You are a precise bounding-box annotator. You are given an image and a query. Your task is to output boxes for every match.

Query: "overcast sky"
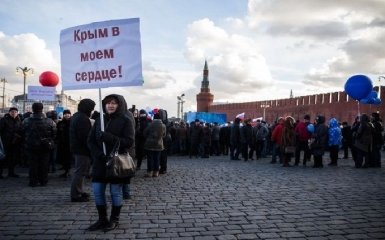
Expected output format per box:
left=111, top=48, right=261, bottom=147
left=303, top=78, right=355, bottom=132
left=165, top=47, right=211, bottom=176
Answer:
left=0, top=0, right=384, bottom=116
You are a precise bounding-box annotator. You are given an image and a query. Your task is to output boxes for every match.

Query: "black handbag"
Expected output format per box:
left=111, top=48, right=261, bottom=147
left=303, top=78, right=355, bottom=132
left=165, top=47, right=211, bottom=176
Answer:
left=106, top=140, right=136, bottom=178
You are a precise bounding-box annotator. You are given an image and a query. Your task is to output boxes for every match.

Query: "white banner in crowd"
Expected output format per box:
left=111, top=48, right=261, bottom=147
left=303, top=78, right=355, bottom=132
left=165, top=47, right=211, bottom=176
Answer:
left=28, top=86, right=56, bottom=101
left=60, top=18, right=143, bottom=90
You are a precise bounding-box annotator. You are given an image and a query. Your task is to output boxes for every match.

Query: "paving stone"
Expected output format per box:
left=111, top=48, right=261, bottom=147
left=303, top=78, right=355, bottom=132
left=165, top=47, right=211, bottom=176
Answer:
left=0, top=155, right=384, bottom=239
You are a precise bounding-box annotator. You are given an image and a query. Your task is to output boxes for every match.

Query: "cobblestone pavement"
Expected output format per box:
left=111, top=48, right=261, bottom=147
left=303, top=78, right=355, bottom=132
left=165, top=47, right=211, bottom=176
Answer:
left=1, top=154, right=385, bottom=240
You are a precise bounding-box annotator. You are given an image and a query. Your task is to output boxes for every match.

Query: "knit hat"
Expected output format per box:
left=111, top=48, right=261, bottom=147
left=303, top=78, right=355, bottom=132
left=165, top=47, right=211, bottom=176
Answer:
left=139, top=109, right=147, bottom=118
left=32, top=102, right=43, bottom=113
left=9, top=107, right=18, bottom=112
left=63, top=109, right=71, bottom=115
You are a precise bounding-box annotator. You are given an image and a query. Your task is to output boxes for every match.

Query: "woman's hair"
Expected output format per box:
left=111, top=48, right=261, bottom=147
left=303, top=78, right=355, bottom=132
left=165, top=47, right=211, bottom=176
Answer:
left=103, top=95, right=119, bottom=104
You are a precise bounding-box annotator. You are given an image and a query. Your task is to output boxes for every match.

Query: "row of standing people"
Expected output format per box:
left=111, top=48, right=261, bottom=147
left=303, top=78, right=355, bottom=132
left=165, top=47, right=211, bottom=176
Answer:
left=155, top=112, right=383, bottom=169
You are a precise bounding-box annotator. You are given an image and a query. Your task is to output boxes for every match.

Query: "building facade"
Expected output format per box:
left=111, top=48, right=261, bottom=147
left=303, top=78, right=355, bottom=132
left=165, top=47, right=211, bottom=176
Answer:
left=197, top=61, right=385, bottom=123
left=12, top=92, right=78, bottom=115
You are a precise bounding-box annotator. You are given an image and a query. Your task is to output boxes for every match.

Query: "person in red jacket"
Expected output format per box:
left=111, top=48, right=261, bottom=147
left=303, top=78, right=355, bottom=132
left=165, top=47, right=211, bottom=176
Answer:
left=294, top=114, right=312, bottom=166
left=270, top=117, right=284, bottom=163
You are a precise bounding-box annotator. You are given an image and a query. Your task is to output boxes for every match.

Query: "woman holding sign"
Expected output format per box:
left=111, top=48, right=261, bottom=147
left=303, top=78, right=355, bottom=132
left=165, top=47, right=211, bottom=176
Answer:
left=87, top=94, right=135, bottom=231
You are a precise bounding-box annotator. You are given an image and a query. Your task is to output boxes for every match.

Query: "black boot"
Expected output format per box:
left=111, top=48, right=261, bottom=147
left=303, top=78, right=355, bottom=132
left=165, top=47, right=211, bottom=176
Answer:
left=87, top=205, right=109, bottom=231
left=104, top=206, right=121, bottom=232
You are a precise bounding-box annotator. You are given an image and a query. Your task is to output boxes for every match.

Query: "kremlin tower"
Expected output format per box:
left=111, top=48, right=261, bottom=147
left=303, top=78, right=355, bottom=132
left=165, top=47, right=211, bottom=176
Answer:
left=196, top=60, right=214, bottom=112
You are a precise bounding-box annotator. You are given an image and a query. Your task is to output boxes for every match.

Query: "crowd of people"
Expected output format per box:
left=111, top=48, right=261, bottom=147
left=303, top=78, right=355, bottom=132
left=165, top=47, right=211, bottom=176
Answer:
left=0, top=97, right=383, bottom=231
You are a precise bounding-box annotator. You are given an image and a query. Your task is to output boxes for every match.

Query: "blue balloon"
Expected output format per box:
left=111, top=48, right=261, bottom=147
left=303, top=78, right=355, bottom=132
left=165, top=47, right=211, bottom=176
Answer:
left=367, top=90, right=378, bottom=99
left=344, top=75, right=373, bottom=100
left=307, top=123, right=315, bottom=133
left=373, top=98, right=382, bottom=105
left=360, top=91, right=380, bottom=105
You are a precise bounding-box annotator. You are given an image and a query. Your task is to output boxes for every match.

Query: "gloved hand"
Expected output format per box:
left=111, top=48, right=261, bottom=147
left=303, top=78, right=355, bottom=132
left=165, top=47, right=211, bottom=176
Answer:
left=100, top=131, right=117, bottom=144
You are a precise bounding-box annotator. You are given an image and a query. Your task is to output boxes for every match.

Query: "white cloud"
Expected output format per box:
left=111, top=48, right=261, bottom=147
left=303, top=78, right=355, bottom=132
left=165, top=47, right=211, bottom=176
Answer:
left=185, top=18, right=273, bottom=102
left=245, top=0, right=385, bottom=91
left=0, top=32, right=59, bottom=97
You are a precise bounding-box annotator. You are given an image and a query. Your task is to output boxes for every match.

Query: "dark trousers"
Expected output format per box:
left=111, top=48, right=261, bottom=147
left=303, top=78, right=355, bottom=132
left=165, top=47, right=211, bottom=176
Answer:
left=189, top=141, right=200, bottom=158
left=295, top=141, right=311, bottom=165
left=28, top=151, right=50, bottom=185
left=0, top=145, right=19, bottom=176
left=147, top=150, right=161, bottom=172
left=329, top=145, right=339, bottom=165
left=313, top=155, right=323, bottom=168
left=220, top=142, right=229, bottom=155
left=160, top=149, right=168, bottom=173
left=271, top=143, right=282, bottom=163
left=241, top=143, right=253, bottom=160
left=355, top=149, right=370, bottom=168
left=255, top=140, right=264, bottom=159
left=342, top=141, right=351, bottom=158
left=136, top=143, right=145, bottom=169
left=230, top=143, right=240, bottom=160
left=370, top=145, right=381, bottom=167
left=211, top=140, right=220, bottom=156
left=71, top=154, right=91, bottom=198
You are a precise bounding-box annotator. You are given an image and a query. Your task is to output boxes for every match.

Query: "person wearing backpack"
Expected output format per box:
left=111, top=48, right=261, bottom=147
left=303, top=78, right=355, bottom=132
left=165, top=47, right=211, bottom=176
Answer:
left=22, top=102, right=56, bottom=187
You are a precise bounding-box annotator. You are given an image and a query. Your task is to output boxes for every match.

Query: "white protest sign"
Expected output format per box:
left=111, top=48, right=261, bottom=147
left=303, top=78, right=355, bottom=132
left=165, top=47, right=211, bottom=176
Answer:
left=60, top=18, right=143, bottom=90
left=28, top=86, right=56, bottom=101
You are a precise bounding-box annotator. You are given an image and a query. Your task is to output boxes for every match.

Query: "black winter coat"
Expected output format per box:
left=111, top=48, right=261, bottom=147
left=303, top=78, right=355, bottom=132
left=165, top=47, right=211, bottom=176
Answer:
left=70, top=99, right=95, bottom=156
left=22, top=113, right=56, bottom=153
left=0, top=114, right=22, bottom=148
left=87, top=94, right=135, bottom=184
left=230, top=123, right=241, bottom=146
left=56, top=118, right=71, bottom=167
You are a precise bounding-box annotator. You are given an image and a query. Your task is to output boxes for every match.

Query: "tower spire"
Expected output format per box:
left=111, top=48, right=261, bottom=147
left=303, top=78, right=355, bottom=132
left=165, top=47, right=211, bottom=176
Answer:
left=201, top=59, right=210, bottom=92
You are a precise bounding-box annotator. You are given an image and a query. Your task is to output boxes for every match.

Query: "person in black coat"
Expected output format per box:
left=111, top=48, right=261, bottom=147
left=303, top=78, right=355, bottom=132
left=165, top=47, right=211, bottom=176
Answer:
left=56, top=110, right=72, bottom=178
left=219, top=123, right=231, bottom=155
left=370, top=112, right=384, bottom=168
left=87, top=94, right=135, bottom=232
left=240, top=119, right=253, bottom=161
left=70, top=99, right=96, bottom=202
left=0, top=107, right=23, bottom=178
left=230, top=118, right=242, bottom=160
left=135, top=109, right=150, bottom=170
left=22, top=103, right=56, bottom=187
left=311, top=116, right=328, bottom=168
left=189, top=119, right=203, bottom=158
left=341, top=122, right=352, bottom=159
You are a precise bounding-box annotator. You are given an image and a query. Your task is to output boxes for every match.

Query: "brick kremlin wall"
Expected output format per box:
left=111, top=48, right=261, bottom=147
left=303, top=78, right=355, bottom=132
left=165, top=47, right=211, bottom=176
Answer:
left=208, top=86, right=385, bottom=124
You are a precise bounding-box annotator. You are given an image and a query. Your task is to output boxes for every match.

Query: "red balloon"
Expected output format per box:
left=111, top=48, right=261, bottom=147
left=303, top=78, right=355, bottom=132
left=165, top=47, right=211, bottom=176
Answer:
left=39, top=71, right=59, bottom=87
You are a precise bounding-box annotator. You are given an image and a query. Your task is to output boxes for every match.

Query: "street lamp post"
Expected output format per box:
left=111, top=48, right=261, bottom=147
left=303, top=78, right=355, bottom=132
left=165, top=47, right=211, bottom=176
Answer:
left=16, top=66, right=34, bottom=113
left=177, top=93, right=185, bottom=120
left=260, top=102, right=270, bottom=121
left=0, top=78, right=7, bottom=110
left=378, top=76, right=385, bottom=99
left=177, top=98, right=181, bottom=119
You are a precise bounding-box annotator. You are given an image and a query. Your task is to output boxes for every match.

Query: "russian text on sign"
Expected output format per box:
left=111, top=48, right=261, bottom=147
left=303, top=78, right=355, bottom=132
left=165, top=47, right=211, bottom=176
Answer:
left=80, top=49, right=114, bottom=62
